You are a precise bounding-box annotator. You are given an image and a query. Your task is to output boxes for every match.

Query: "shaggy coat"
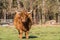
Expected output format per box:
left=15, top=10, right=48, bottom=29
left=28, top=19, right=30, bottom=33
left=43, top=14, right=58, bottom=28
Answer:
left=14, top=11, right=32, bottom=39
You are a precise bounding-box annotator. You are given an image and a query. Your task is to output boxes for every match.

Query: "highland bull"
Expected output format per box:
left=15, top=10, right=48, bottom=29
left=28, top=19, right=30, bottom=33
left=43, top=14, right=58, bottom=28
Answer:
left=13, top=10, right=32, bottom=39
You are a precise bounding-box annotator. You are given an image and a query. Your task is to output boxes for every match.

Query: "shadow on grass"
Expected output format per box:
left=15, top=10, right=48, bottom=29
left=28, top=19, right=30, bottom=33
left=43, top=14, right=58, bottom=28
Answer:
left=23, top=36, right=38, bottom=39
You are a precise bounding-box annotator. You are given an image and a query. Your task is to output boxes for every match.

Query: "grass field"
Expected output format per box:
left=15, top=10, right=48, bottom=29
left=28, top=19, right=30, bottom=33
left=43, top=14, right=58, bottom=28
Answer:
left=0, top=25, right=60, bottom=40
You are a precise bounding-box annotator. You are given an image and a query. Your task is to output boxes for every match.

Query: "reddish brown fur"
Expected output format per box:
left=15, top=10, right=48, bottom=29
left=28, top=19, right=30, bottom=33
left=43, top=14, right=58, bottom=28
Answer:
left=13, top=10, right=32, bottom=39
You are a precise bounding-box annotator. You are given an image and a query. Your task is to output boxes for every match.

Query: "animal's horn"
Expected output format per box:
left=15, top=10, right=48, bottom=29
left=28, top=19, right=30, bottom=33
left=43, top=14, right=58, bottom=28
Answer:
left=28, top=10, right=32, bottom=13
left=15, top=11, right=21, bottom=14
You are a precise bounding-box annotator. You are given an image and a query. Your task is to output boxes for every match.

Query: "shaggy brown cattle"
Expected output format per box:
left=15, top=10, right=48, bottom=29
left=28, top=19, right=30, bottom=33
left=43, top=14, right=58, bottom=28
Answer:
left=13, top=10, right=32, bottom=39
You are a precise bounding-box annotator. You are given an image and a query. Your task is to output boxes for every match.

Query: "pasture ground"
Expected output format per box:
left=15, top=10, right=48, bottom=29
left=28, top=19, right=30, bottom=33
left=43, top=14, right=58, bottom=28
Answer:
left=0, top=25, right=60, bottom=40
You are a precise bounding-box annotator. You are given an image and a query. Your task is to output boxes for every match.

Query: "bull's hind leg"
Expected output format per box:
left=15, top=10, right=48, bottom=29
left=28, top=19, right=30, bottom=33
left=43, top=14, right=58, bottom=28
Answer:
left=18, top=30, right=20, bottom=34
left=19, top=30, right=23, bottom=39
left=25, top=31, right=29, bottom=39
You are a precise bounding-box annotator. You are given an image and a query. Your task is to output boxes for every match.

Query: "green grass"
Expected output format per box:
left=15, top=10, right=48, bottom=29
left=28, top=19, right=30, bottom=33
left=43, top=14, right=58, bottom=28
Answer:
left=0, top=26, right=60, bottom=40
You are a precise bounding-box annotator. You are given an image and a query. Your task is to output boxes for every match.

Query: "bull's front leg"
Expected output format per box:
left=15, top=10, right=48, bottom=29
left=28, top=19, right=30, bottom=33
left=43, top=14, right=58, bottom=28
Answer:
left=19, top=30, right=23, bottom=39
left=25, top=31, right=29, bottom=39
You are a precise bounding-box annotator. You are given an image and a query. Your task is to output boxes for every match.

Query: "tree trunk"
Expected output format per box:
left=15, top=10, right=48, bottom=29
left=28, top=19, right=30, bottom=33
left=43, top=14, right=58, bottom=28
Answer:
left=3, top=9, right=6, bottom=22
left=56, top=13, right=58, bottom=23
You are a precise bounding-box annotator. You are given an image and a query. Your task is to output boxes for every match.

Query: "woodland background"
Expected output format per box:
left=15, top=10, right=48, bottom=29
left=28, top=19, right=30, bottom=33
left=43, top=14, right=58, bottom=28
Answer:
left=0, top=0, right=60, bottom=25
